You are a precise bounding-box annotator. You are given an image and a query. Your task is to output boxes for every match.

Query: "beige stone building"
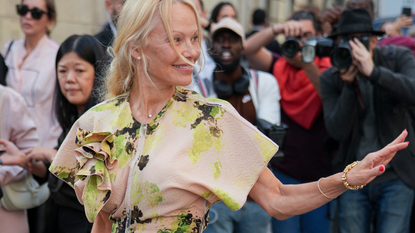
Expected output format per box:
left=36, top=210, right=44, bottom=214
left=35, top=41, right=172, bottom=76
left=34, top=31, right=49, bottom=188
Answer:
left=0, top=0, right=108, bottom=47
left=1, top=0, right=378, bottom=48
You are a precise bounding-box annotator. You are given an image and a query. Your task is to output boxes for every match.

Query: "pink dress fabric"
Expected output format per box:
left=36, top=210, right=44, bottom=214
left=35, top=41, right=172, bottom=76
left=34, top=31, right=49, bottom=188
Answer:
left=0, top=85, right=39, bottom=233
left=1, top=35, right=61, bottom=148
left=50, top=87, right=278, bottom=232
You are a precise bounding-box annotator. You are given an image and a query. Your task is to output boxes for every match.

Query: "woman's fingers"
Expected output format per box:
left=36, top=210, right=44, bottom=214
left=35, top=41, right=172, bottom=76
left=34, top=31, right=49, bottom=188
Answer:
left=369, top=141, right=409, bottom=165
left=25, top=148, right=33, bottom=155
left=366, top=165, right=386, bottom=179
left=0, top=139, right=8, bottom=148
left=371, top=165, right=385, bottom=177
left=284, top=21, right=302, bottom=38
left=386, top=129, right=408, bottom=146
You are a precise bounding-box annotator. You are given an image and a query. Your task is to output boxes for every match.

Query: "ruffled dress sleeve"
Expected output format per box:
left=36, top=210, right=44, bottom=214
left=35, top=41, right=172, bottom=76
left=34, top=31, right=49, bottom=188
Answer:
left=50, top=116, right=117, bottom=222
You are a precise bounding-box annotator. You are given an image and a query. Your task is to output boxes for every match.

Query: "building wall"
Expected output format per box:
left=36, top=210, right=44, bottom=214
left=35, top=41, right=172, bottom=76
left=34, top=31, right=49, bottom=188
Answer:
left=0, top=0, right=107, bottom=48
left=1, top=0, right=336, bottom=49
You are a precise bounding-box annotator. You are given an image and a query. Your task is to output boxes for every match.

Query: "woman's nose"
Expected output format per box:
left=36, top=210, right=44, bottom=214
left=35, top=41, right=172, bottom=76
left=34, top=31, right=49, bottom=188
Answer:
left=183, top=41, right=200, bottom=61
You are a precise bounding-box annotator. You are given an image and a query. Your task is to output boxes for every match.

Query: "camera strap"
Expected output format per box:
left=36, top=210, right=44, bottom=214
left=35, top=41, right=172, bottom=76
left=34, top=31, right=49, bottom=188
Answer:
left=198, top=69, right=259, bottom=98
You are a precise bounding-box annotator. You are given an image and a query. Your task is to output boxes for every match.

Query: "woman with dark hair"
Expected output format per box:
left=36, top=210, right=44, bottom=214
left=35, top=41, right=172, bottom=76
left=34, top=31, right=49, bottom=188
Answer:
left=1, top=34, right=105, bottom=233
left=200, top=1, right=236, bottom=33
left=210, top=2, right=236, bottom=23
left=30, top=34, right=104, bottom=233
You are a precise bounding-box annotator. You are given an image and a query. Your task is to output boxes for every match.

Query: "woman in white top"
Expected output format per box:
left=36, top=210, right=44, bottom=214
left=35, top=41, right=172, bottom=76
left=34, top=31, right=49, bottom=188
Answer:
left=1, top=0, right=61, bottom=148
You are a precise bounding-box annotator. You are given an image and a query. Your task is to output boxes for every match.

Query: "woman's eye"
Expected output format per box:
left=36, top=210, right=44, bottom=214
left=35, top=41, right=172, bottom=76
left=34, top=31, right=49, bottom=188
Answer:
left=174, top=37, right=181, bottom=43
left=76, top=69, right=84, bottom=73
left=58, top=70, right=66, bottom=75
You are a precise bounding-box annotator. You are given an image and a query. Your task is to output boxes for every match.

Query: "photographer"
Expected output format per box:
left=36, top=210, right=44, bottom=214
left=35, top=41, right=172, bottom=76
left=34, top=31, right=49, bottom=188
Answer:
left=244, top=8, right=334, bottom=233
left=320, top=9, right=415, bottom=233
left=321, top=0, right=374, bottom=36
left=191, top=17, right=281, bottom=233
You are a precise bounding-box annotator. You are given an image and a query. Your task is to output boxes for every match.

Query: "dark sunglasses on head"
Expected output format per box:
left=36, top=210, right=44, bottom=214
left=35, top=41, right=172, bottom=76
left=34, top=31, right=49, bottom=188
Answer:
left=16, top=4, right=47, bottom=20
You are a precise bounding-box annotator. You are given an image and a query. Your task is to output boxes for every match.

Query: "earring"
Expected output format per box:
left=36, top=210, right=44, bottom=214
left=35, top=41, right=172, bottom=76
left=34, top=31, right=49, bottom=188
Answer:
left=137, top=56, right=141, bottom=60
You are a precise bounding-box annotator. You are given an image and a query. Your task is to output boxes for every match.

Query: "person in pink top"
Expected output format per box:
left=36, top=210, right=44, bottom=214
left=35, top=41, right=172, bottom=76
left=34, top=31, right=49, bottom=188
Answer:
left=0, top=85, right=39, bottom=233
left=1, top=0, right=61, bottom=149
left=378, top=15, right=415, bottom=57
left=1, top=1, right=60, bottom=232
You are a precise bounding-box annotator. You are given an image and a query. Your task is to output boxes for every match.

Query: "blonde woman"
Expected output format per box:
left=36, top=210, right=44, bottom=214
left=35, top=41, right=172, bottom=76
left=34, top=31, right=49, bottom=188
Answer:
left=50, top=0, right=409, bottom=232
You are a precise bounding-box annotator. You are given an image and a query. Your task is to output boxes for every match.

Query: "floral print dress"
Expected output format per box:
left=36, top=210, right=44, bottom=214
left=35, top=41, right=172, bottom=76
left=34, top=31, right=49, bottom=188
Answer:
left=50, top=87, right=278, bottom=233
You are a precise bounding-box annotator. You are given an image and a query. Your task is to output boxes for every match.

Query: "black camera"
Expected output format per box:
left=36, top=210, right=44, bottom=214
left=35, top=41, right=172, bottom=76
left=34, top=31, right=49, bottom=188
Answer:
left=301, top=37, right=333, bottom=63
left=300, top=35, right=371, bottom=70
left=282, top=37, right=333, bottom=63
left=330, top=35, right=370, bottom=70
left=281, top=37, right=301, bottom=58
left=256, top=119, right=288, bottom=162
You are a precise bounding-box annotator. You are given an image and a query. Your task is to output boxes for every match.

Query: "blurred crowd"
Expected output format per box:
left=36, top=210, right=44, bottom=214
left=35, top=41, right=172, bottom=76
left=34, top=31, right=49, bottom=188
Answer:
left=0, top=0, right=414, bottom=233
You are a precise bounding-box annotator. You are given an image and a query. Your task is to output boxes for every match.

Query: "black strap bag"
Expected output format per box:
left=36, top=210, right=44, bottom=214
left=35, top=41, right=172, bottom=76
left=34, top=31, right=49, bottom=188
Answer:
left=0, top=41, right=15, bottom=86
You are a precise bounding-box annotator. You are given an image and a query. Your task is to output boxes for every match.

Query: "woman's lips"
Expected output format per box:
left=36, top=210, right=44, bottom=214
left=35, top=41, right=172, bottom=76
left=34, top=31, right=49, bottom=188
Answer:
left=23, top=23, right=32, bottom=29
left=66, top=89, right=80, bottom=93
left=173, top=64, right=193, bottom=72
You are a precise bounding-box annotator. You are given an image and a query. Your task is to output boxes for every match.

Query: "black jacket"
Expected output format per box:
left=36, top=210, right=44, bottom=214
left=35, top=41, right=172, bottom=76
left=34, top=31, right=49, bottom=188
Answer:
left=320, top=45, right=415, bottom=189
left=94, top=23, right=114, bottom=51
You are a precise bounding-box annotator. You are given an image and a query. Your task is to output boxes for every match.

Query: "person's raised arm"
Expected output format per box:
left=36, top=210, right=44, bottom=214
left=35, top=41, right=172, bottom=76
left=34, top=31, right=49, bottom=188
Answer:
left=244, top=21, right=304, bottom=72
left=244, top=24, right=283, bottom=56
left=243, top=25, right=276, bottom=72
left=249, top=130, right=408, bottom=219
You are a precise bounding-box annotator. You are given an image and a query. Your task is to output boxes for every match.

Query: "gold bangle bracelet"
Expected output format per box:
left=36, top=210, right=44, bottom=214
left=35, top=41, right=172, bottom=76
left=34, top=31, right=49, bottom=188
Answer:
left=342, top=161, right=366, bottom=190
left=318, top=178, right=336, bottom=199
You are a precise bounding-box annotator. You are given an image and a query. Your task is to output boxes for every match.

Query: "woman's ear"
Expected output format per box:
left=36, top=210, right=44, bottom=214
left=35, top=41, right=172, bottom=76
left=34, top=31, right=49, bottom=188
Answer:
left=130, top=46, right=142, bottom=61
left=131, top=50, right=141, bottom=60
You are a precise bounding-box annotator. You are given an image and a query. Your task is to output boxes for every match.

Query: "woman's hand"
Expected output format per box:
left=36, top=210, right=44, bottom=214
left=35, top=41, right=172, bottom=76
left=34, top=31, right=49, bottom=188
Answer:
left=0, top=140, right=27, bottom=169
left=345, top=129, right=409, bottom=187
left=25, top=146, right=57, bottom=172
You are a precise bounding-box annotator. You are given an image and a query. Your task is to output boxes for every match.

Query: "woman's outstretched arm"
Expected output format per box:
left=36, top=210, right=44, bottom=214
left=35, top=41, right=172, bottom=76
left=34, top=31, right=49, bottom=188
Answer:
left=249, top=130, right=409, bottom=220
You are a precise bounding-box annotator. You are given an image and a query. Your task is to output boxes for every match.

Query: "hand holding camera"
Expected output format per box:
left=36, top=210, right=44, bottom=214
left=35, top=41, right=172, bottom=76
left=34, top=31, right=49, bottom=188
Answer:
left=339, top=64, right=358, bottom=83
left=282, top=20, right=303, bottom=38
left=349, top=38, right=374, bottom=77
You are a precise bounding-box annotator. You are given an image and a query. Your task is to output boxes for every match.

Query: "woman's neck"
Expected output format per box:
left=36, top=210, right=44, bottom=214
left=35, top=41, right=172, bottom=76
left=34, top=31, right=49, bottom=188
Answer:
left=129, top=78, right=176, bottom=124
left=24, top=33, right=45, bottom=54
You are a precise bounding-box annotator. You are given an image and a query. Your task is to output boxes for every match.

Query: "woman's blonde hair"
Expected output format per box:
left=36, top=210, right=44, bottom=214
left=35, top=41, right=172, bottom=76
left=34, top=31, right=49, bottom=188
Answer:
left=104, top=0, right=203, bottom=99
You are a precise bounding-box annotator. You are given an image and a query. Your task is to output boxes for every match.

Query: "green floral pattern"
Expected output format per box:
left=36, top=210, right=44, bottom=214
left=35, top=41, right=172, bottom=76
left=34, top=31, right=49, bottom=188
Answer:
left=50, top=87, right=278, bottom=232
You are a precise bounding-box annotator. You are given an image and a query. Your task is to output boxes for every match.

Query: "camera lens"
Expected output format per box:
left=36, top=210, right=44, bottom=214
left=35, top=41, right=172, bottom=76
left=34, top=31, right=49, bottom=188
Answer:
left=282, top=39, right=300, bottom=58
left=331, top=47, right=352, bottom=70
left=302, top=45, right=315, bottom=63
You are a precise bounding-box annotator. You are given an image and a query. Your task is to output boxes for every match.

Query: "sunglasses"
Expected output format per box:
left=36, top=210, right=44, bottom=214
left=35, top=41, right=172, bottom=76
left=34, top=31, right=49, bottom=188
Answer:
left=16, top=4, right=47, bottom=20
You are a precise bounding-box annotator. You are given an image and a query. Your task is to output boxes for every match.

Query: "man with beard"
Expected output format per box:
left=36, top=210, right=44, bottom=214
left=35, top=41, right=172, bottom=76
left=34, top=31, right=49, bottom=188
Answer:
left=191, top=17, right=281, bottom=233
left=243, top=8, right=334, bottom=233
left=95, top=0, right=125, bottom=56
